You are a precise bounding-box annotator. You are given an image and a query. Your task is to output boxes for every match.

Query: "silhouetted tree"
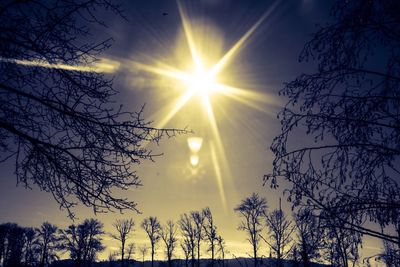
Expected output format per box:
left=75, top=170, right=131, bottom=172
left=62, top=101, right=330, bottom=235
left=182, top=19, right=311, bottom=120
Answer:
left=160, top=220, right=177, bottom=267
left=234, top=193, right=268, bottom=267
left=293, top=209, right=323, bottom=266
left=181, top=239, right=192, bottom=267
left=291, top=246, right=300, bottom=267
left=216, top=236, right=226, bottom=267
left=265, top=0, right=400, bottom=247
left=138, top=245, right=148, bottom=267
left=374, top=240, right=400, bottom=266
left=84, top=219, right=105, bottom=264
left=264, top=206, right=295, bottom=267
left=191, top=211, right=204, bottom=267
left=0, top=223, right=12, bottom=266
left=141, top=217, right=161, bottom=267
left=36, top=222, right=59, bottom=267
left=0, top=0, right=184, bottom=219
left=202, top=208, right=218, bottom=267
left=179, top=213, right=196, bottom=267
left=0, top=224, right=7, bottom=266
left=60, top=224, right=81, bottom=264
left=111, top=219, right=135, bottom=267
left=126, top=243, right=135, bottom=262
left=320, top=213, right=361, bottom=267
left=1, top=223, right=17, bottom=266
left=23, top=227, right=38, bottom=267
left=108, top=251, right=118, bottom=266
left=59, top=219, right=104, bottom=267
left=2, top=223, right=26, bottom=267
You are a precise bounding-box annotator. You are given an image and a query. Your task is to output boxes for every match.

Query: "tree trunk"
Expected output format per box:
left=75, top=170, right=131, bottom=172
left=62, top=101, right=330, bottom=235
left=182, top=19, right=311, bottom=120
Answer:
left=151, top=246, right=155, bottom=267
left=191, top=246, right=195, bottom=267
left=211, top=244, right=214, bottom=267
left=253, top=243, right=257, bottom=267
left=301, top=245, right=310, bottom=267
left=40, top=250, right=46, bottom=267
left=121, top=240, right=125, bottom=267
left=277, top=251, right=282, bottom=267
left=197, top=240, right=200, bottom=267
left=168, top=253, right=172, bottom=267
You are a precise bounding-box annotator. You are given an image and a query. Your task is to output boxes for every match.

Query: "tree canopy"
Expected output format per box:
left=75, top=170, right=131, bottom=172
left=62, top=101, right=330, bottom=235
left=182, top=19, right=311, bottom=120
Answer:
left=0, top=0, right=184, bottom=218
left=266, top=0, right=400, bottom=244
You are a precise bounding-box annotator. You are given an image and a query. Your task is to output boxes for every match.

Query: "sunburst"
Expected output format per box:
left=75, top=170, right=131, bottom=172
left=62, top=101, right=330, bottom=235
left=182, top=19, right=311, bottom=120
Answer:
left=132, top=0, right=280, bottom=209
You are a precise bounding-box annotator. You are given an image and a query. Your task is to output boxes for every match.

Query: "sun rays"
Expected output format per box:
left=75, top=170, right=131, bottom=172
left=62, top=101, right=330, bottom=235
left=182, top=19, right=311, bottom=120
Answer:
left=130, top=1, right=279, bottom=209
left=0, top=0, right=279, bottom=210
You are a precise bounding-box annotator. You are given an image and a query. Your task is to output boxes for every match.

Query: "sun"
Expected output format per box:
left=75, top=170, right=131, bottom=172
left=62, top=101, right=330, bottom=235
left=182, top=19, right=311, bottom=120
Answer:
left=187, top=69, right=216, bottom=97
left=184, top=66, right=220, bottom=104
left=131, top=0, right=279, bottom=209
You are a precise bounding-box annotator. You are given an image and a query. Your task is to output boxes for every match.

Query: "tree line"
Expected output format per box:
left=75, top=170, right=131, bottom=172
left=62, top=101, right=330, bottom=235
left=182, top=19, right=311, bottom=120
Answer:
left=234, top=193, right=361, bottom=267
left=1, top=194, right=396, bottom=267
left=236, top=193, right=400, bottom=267
left=0, top=207, right=226, bottom=267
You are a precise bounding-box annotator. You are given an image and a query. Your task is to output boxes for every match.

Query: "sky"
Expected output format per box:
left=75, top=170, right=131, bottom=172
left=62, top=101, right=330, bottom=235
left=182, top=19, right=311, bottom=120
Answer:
left=0, top=0, right=381, bottom=261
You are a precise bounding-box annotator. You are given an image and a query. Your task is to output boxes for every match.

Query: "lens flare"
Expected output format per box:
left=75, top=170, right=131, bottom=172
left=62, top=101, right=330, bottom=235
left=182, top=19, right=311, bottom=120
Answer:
left=190, top=155, right=200, bottom=167
left=187, top=137, right=203, bottom=153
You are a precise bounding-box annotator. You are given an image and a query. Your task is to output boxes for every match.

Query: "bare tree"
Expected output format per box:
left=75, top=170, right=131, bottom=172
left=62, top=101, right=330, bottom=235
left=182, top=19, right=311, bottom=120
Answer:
left=59, top=219, right=105, bottom=267
left=234, top=193, right=268, bottom=267
left=374, top=240, right=400, bottom=266
left=23, top=227, right=38, bottom=267
left=265, top=0, right=400, bottom=247
left=216, top=236, right=226, bottom=267
left=160, top=220, right=177, bottom=267
left=126, top=243, right=135, bottom=262
left=0, top=224, right=6, bottom=265
left=293, top=208, right=323, bottom=266
left=202, top=208, right=218, bottom=267
left=0, top=0, right=185, bottom=219
left=36, top=222, right=59, bottom=267
left=141, top=217, right=161, bottom=267
left=181, top=239, right=192, bottom=267
left=84, top=219, right=105, bottom=264
left=264, top=205, right=295, bottom=267
left=138, top=245, right=148, bottom=267
left=108, top=251, right=118, bottom=265
left=320, top=213, right=361, bottom=267
left=191, top=211, right=204, bottom=267
left=179, top=213, right=196, bottom=267
left=0, top=223, right=28, bottom=267
left=110, top=219, right=135, bottom=267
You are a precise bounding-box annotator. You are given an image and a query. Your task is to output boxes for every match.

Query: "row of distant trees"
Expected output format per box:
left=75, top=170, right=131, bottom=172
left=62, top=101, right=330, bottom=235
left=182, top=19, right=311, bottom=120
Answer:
left=0, top=207, right=227, bottom=267
left=235, top=193, right=400, bottom=267
left=110, top=208, right=227, bottom=267
left=2, top=193, right=397, bottom=267
left=235, top=193, right=360, bottom=267
left=0, top=219, right=104, bottom=267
